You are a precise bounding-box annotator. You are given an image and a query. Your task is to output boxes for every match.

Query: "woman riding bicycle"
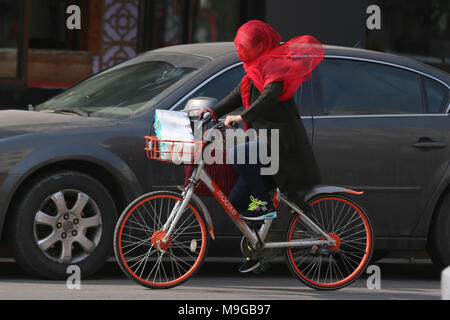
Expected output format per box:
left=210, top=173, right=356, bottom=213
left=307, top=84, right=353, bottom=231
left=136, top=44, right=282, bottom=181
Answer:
left=198, top=20, right=325, bottom=273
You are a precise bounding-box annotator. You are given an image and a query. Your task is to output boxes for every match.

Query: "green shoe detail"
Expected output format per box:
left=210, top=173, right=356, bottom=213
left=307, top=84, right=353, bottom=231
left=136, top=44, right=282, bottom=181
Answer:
left=247, top=196, right=267, bottom=211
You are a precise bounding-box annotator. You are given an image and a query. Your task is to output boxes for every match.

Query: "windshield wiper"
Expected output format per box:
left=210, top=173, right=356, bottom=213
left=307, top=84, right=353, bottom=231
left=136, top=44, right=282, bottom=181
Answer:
left=39, top=108, right=90, bottom=117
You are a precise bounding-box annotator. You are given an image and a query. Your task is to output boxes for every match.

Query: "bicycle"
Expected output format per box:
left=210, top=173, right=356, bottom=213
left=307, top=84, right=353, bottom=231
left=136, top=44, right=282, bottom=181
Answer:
left=113, top=111, right=373, bottom=290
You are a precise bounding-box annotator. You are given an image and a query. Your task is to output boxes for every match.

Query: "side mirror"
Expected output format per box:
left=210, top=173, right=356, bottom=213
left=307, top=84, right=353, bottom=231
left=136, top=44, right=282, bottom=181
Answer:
left=183, top=97, right=218, bottom=119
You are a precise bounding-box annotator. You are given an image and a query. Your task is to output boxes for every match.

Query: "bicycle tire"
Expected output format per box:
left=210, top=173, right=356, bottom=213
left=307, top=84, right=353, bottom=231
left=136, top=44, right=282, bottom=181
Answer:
left=284, top=194, right=373, bottom=290
left=113, top=190, right=208, bottom=289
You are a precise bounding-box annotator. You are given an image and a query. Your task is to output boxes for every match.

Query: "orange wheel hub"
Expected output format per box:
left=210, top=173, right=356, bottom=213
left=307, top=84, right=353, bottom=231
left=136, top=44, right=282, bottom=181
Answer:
left=151, top=230, right=172, bottom=251
left=328, top=233, right=341, bottom=251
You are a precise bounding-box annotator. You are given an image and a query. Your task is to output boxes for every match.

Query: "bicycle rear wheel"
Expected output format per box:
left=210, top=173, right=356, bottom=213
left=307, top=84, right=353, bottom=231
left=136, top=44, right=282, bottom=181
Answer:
left=114, top=190, right=208, bottom=289
left=285, top=194, right=373, bottom=290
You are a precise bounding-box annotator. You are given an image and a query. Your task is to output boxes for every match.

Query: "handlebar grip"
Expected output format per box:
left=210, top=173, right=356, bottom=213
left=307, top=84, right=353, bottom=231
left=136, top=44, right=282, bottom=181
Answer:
left=201, top=112, right=212, bottom=125
left=202, top=112, right=211, bottom=119
left=230, top=122, right=239, bottom=129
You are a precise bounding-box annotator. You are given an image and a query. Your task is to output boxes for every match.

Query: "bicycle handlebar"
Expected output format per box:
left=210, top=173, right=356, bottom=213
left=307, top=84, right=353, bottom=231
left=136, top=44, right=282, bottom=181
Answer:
left=201, top=112, right=239, bottom=129
left=229, top=121, right=239, bottom=129
left=201, top=112, right=212, bottom=126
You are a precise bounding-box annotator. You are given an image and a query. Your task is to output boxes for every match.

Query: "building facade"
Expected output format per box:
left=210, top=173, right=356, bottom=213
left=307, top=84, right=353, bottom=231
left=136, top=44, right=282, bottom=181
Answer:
left=0, top=0, right=448, bottom=109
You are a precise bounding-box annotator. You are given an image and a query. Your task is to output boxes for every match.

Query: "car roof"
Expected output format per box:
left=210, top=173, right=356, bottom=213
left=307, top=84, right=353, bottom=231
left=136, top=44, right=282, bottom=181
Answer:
left=151, top=42, right=237, bottom=60
left=142, top=42, right=449, bottom=86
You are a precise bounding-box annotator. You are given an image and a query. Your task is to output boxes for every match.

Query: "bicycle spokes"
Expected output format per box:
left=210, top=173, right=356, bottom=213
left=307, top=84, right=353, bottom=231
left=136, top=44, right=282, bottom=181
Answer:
left=286, top=196, right=372, bottom=289
left=115, top=193, right=207, bottom=288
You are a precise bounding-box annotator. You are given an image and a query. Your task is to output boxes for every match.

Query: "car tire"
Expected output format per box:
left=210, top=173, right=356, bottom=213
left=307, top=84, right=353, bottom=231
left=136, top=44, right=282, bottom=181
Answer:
left=427, top=190, right=450, bottom=270
left=7, top=170, right=117, bottom=280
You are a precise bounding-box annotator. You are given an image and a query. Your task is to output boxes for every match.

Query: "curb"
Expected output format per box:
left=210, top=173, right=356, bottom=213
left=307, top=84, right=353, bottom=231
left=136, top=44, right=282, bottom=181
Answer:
left=442, top=266, right=450, bottom=300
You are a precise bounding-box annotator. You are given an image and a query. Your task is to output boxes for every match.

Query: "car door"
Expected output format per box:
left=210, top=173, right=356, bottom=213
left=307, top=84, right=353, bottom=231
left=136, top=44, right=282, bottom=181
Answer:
left=311, top=58, right=449, bottom=243
left=395, top=76, right=450, bottom=238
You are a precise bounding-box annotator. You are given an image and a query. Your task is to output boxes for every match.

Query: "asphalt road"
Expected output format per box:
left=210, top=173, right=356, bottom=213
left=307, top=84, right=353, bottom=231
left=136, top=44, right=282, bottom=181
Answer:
left=0, top=257, right=442, bottom=300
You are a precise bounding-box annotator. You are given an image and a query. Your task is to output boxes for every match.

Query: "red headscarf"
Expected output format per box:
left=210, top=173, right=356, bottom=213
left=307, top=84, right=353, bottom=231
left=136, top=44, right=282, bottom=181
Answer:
left=234, top=20, right=324, bottom=110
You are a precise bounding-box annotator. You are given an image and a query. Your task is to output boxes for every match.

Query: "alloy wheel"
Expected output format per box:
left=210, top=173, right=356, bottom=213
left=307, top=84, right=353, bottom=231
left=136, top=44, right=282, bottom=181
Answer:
left=33, top=189, right=103, bottom=264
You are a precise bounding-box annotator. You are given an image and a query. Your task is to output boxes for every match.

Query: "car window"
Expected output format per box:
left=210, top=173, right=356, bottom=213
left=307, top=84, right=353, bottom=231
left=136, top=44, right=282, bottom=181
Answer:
left=176, top=65, right=245, bottom=115
left=422, top=76, right=448, bottom=113
left=177, top=64, right=312, bottom=117
left=313, top=59, right=423, bottom=115
left=297, top=77, right=313, bottom=116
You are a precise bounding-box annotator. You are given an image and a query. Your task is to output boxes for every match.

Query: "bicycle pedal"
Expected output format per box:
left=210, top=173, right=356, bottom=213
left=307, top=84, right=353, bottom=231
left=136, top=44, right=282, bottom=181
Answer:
left=252, top=262, right=271, bottom=275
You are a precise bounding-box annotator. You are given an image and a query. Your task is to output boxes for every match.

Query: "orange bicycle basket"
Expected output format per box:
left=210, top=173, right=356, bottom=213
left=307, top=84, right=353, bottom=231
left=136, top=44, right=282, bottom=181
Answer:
left=145, top=136, right=205, bottom=165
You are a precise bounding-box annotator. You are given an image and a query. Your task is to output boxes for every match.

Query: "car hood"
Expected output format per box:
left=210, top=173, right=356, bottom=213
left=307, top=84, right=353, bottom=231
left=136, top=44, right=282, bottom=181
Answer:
left=0, top=109, right=112, bottom=140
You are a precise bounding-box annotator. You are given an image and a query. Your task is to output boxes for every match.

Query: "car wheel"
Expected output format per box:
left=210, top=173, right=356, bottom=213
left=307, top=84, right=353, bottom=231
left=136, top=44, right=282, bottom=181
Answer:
left=7, top=170, right=117, bottom=279
left=427, top=190, right=450, bottom=270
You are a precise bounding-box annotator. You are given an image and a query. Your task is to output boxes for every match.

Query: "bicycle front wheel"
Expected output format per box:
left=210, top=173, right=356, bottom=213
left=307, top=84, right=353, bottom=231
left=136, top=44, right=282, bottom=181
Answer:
left=285, top=195, right=373, bottom=290
left=113, top=190, right=208, bottom=289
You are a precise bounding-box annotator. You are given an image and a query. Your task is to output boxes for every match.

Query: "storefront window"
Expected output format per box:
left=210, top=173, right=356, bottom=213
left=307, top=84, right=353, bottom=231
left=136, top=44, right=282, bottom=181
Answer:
left=29, top=0, right=89, bottom=50
left=191, top=0, right=241, bottom=43
left=0, top=0, right=20, bottom=78
left=152, top=0, right=186, bottom=48
left=139, top=0, right=252, bottom=51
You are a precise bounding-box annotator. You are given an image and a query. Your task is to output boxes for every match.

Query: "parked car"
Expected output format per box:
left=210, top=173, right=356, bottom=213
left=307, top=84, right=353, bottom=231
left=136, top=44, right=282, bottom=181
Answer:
left=0, top=43, right=449, bottom=279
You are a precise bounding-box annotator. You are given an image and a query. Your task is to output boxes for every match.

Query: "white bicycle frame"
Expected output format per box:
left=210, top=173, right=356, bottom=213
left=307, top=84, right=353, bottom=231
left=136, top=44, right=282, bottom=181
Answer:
left=158, top=122, right=337, bottom=251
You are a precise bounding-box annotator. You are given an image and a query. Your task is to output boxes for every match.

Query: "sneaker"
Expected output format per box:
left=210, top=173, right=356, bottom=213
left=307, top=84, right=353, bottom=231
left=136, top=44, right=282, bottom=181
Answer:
left=238, top=258, right=261, bottom=273
left=240, top=196, right=277, bottom=221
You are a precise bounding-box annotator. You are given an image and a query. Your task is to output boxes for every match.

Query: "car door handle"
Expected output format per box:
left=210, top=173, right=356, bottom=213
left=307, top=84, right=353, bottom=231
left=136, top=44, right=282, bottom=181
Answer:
left=413, top=140, right=446, bottom=149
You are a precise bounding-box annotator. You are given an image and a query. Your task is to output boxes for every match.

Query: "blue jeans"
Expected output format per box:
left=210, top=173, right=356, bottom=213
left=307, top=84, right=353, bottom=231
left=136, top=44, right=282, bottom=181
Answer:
left=228, top=141, right=272, bottom=213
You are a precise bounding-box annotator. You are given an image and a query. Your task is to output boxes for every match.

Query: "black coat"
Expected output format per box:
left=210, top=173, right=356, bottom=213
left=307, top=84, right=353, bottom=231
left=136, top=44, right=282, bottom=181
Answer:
left=212, top=80, right=321, bottom=193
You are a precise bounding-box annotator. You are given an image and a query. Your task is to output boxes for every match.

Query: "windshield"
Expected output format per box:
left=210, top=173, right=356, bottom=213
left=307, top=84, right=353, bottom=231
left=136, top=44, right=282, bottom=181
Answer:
left=36, top=54, right=207, bottom=119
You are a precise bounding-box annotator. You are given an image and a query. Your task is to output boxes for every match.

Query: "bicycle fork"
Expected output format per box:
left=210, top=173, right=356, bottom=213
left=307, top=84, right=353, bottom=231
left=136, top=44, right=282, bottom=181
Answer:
left=157, top=187, right=195, bottom=249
